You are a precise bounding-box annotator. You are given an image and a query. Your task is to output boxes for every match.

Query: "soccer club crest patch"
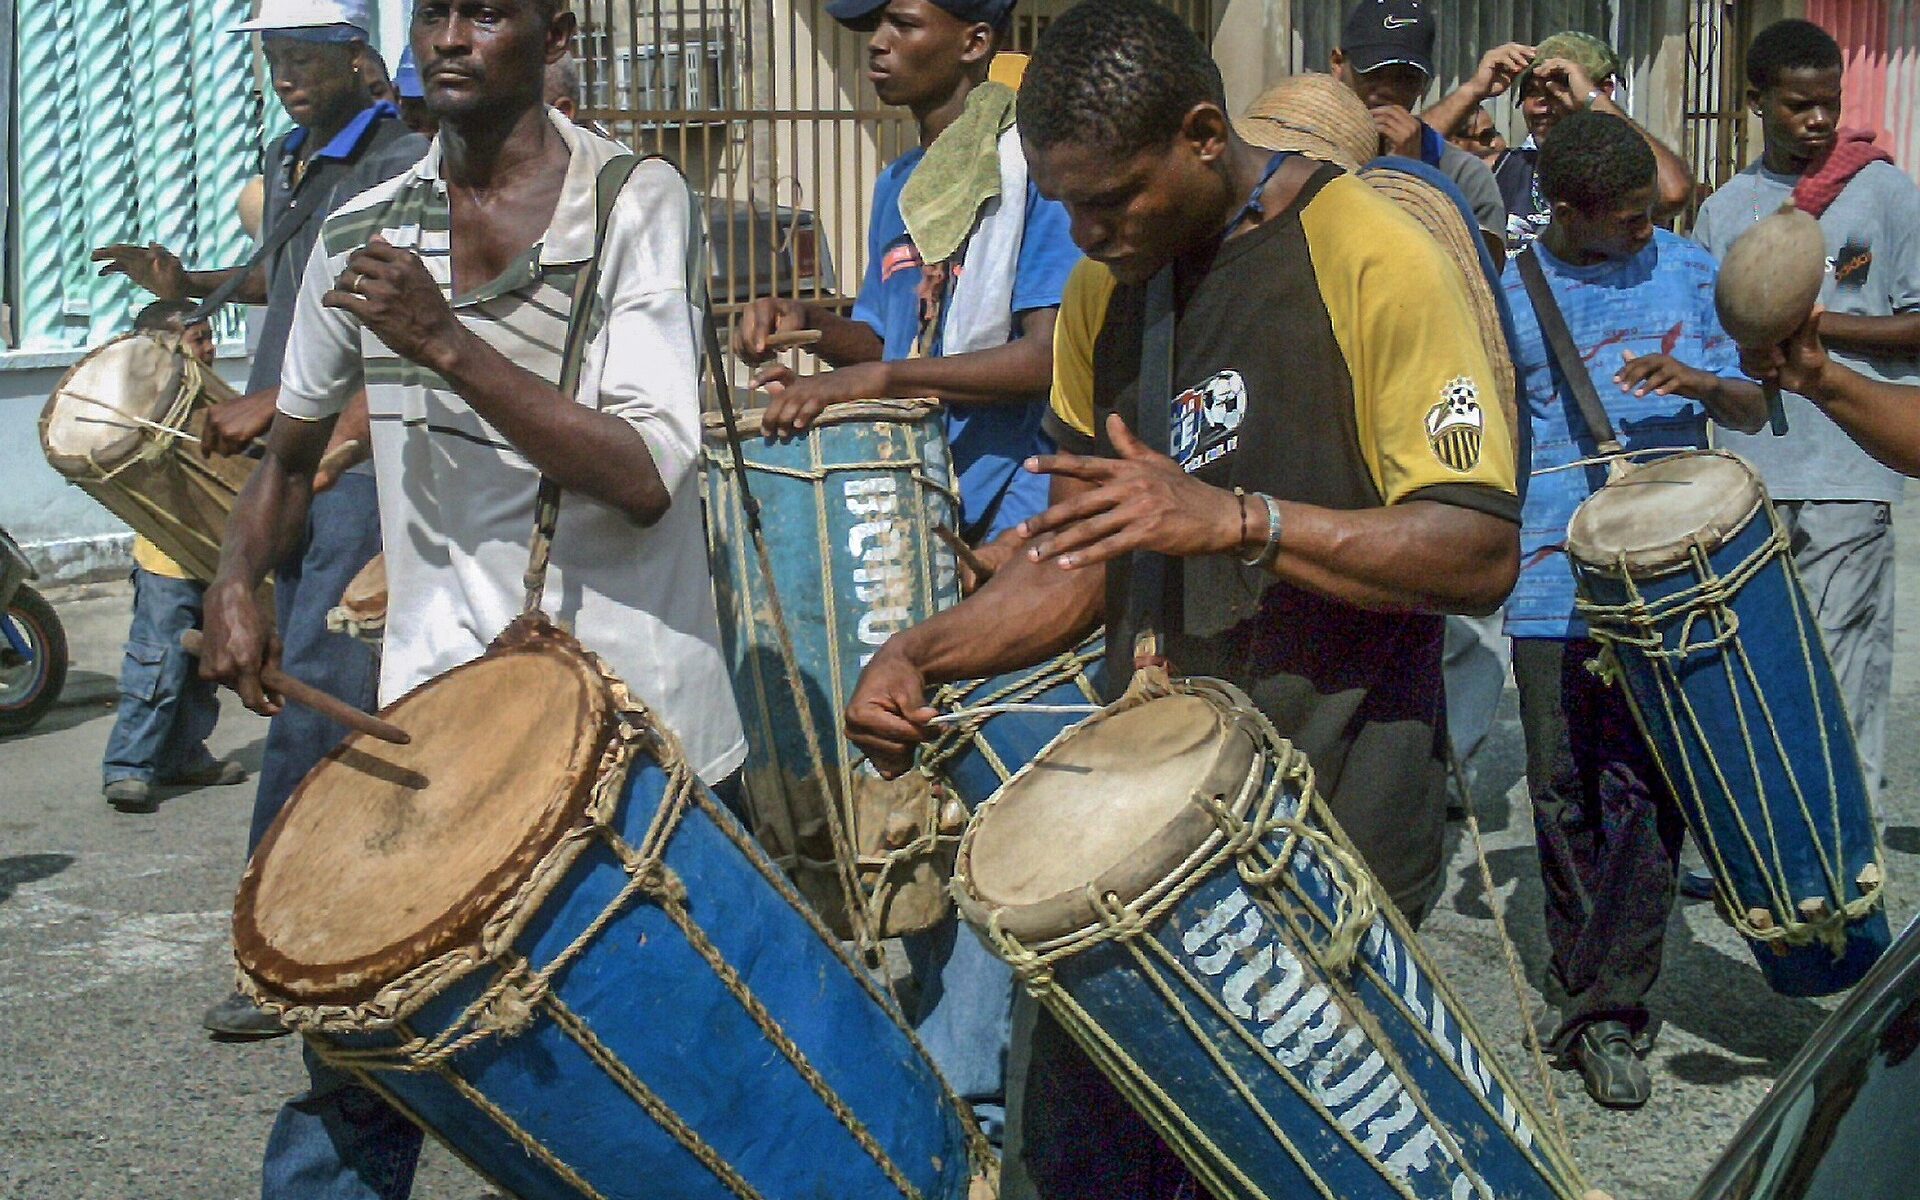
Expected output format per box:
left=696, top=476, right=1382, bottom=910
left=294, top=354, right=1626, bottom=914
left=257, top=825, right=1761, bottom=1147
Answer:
left=1426, top=377, right=1484, bottom=472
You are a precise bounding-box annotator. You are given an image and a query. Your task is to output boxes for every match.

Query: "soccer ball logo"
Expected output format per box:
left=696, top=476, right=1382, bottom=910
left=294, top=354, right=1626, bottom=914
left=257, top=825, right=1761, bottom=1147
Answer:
left=1425, top=377, right=1484, bottom=472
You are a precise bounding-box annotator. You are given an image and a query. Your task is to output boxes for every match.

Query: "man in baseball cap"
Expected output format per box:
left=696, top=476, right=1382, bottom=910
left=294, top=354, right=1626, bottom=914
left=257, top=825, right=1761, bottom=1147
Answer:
left=232, top=0, right=374, bottom=40
left=1329, top=0, right=1506, bottom=258
left=1424, top=29, right=1693, bottom=252
left=824, top=0, right=1015, bottom=29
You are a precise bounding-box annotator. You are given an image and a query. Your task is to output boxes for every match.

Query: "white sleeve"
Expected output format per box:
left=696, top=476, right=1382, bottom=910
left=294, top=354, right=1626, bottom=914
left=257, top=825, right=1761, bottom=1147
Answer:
left=585, top=161, right=703, bottom=499
left=277, top=233, right=364, bottom=420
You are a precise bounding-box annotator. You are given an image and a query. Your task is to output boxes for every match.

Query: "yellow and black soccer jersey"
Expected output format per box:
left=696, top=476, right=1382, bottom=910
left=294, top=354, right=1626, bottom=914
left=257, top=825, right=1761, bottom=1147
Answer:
left=1046, top=163, right=1520, bottom=913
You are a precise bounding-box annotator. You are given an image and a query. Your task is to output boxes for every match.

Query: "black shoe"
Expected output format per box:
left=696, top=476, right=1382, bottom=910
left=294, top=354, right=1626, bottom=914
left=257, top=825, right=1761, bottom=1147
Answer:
left=202, top=991, right=289, bottom=1041
left=1573, top=1020, right=1651, bottom=1109
left=104, top=779, right=158, bottom=814
left=1679, top=870, right=1717, bottom=901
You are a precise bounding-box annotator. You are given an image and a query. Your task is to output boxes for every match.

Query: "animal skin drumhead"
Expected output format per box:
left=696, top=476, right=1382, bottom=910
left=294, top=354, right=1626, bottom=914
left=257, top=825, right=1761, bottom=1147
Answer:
left=235, top=644, right=615, bottom=1003
left=339, top=554, right=387, bottom=623
left=1565, top=451, right=1766, bottom=578
left=41, top=335, right=185, bottom=465
left=960, top=693, right=1258, bottom=943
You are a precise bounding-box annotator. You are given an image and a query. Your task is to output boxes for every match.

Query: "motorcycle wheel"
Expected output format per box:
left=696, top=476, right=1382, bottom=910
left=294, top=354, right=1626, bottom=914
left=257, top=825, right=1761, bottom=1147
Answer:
left=0, top=585, right=69, bottom=735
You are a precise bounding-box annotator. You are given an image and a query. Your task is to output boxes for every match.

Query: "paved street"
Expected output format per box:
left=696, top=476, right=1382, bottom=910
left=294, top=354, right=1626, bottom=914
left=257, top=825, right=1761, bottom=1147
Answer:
left=5, top=511, right=1920, bottom=1200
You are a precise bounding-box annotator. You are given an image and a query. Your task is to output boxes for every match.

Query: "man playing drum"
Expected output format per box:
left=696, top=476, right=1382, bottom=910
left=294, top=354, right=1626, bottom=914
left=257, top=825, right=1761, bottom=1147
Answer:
left=94, top=0, right=428, bottom=1043
left=734, top=0, right=1080, bottom=1148
left=1694, top=18, right=1920, bottom=812
left=845, top=2, right=1521, bottom=1193
left=198, top=0, right=745, bottom=1194
left=1500, top=111, right=1768, bottom=1110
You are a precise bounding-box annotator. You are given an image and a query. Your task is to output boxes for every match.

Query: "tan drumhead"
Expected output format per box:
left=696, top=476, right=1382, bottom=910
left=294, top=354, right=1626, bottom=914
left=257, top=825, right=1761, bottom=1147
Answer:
left=340, top=554, right=388, bottom=623
left=1565, top=450, right=1766, bottom=577
left=701, top=397, right=940, bottom=440
left=957, top=692, right=1259, bottom=944
left=235, top=639, right=615, bottom=1003
left=41, top=334, right=185, bottom=465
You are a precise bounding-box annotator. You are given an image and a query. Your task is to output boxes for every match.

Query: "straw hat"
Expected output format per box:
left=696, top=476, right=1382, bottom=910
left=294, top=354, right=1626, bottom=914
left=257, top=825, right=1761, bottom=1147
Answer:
left=1236, top=73, right=1380, bottom=173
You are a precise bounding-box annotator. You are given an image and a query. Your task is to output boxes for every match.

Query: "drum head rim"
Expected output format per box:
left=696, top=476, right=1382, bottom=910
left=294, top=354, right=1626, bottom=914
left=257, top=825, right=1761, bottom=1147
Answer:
left=39, top=332, right=187, bottom=470
left=701, top=397, right=941, bottom=437
left=954, top=682, right=1262, bottom=947
left=1565, top=450, right=1767, bottom=578
left=233, top=623, right=616, bottom=1006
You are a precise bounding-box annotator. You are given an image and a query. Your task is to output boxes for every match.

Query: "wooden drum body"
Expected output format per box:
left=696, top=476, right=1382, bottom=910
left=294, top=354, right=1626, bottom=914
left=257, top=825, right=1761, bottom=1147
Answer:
left=701, top=399, right=963, bottom=941
left=39, top=333, right=252, bottom=582
left=235, top=617, right=980, bottom=1200
left=955, top=678, right=1584, bottom=1200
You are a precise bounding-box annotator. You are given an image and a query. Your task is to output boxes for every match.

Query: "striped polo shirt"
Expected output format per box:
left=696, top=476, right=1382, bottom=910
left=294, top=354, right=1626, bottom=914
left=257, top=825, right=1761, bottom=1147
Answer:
left=278, top=109, right=745, bottom=784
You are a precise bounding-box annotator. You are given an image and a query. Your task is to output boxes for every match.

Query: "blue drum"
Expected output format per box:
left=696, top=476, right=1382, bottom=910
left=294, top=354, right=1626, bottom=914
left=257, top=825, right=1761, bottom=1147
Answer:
left=703, top=400, right=963, bottom=940
left=234, top=618, right=980, bottom=1200
left=955, top=678, right=1585, bottom=1200
left=922, top=634, right=1106, bottom=808
left=1568, top=450, right=1889, bottom=996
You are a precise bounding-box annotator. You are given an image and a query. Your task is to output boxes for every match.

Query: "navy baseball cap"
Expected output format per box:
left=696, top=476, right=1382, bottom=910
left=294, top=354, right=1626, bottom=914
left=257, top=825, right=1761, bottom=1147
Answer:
left=825, top=0, right=1017, bottom=30
left=1340, top=0, right=1436, bottom=79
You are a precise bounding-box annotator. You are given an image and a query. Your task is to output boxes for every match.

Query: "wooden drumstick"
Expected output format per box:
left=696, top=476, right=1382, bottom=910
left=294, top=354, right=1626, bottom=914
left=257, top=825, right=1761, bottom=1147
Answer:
left=933, top=524, right=994, bottom=585
left=179, top=629, right=410, bottom=746
left=761, top=329, right=824, bottom=351
left=316, top=438, right=369, bottom=480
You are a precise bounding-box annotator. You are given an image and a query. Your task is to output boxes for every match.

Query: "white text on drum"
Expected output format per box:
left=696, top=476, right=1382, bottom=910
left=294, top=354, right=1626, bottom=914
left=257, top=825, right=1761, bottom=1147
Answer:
left=845, top=477, right=913, bottom=665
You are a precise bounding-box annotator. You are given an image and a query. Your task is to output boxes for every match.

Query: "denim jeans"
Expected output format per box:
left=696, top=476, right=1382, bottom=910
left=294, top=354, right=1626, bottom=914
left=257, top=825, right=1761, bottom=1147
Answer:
left=103, top=570, right=220, bottom=784
left=902, top=917, right=1012, bottom=1144
left=247, top=475, right=383, bottom=853
left=248, top=475, right=415, bottom=1199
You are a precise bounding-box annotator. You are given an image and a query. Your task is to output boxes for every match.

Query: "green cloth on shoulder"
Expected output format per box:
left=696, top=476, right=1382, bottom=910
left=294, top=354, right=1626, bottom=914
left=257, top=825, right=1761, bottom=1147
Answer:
left=899, top=81, right=1018, bottom=266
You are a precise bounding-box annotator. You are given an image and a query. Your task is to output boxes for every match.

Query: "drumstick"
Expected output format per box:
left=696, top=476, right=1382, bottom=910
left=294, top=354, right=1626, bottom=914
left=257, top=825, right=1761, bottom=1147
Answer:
left=179, top=630, right=410, bottom=746
left=317, top=438, right=369, bottom=479
left=762, top=329, right=824, bottom=351
left=933, top=524, right=994, bottom=584
left=63, top=390, right=203, bottom=443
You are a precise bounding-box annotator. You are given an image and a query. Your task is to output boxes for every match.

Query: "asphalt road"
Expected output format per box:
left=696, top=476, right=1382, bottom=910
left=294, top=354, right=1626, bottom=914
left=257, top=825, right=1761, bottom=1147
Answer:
left=4, top=509, right=1919, bottom=1200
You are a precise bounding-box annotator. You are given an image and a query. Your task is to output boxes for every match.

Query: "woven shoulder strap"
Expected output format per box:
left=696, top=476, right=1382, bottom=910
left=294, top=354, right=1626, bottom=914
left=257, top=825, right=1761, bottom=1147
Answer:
left=521, top=153, right=652, bottom=615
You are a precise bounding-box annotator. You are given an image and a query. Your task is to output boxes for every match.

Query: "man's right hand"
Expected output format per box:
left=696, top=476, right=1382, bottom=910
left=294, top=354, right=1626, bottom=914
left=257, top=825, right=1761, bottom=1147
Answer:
left=203, top=391, right=278, bottom=457
left=92, top=243, right=189, bottom=300
left=199, top=579, right=283, bottom=717
left=845, top=646, right=939, bottom=780
left=733, top=298, right=814, bottom=366
left=1468, top=42, right=1535, bottom=100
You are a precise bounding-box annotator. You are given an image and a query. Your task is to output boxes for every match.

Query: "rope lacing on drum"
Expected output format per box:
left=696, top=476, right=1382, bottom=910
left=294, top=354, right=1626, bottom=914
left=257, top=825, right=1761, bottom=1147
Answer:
left=249, top=643, right=995, bottom=1198
left=958, top=673, right=1589, bottom=1200
left=1574, top=507, right=1888, bottom=953
left=919, top=636, right=1106, bottom=783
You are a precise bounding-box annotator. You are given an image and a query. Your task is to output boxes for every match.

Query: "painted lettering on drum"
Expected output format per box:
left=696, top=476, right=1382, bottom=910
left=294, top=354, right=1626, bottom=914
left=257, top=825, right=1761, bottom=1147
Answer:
left=845, top=477, right=914, bottom=662
left=1178, top=887, right=1471, bottom=1193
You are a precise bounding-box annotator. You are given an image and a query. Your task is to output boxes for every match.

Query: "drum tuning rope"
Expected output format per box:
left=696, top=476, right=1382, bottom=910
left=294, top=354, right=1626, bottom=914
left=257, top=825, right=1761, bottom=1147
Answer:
left=262, top=635, right=993, bottom=1197
left=960, top=677, right=1589, bottom=1200
left=920, top=638, right=1105, bottom=780
left=1576, top=506, right=1888, bottom=954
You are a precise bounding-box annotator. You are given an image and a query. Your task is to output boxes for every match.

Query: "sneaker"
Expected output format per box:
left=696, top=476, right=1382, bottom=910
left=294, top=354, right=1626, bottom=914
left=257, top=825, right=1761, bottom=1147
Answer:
left=104, top=779, right=157, bottom=814
left=202, top=991, right=289, bottom=1041
left=1679, top=869, right=1717, bottom=901
left=162, top=758, right=249, bottom=789
left=1572, top=1020, right=1651, bottom=1109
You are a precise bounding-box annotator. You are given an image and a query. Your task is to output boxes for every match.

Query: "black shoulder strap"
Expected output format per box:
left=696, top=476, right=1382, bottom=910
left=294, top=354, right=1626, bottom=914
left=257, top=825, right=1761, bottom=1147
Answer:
left=187, top=180, right=328, bottom=323
left=1517, top=247, right=1621, bottom=456
left=521, top=153, right=651, bottom=615
left=1106, top=265, right=1176, bottom=697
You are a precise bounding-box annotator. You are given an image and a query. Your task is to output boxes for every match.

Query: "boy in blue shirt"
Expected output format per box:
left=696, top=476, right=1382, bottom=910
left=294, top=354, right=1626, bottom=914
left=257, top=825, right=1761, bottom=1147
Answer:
left=734, top=0, right=1078, bottom=547
left=733, top=0, right=1079, bottom=1144
left=1503, top=112, right=1767, bottom=1110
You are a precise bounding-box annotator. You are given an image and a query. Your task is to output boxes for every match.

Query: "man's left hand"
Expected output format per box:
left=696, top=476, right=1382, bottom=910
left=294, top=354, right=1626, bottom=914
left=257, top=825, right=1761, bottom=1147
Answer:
left=1371, top=105, right=1425, bottom=159
left=756, top=360, right=887, bottom=440
left=1532, top=57, right=1602, bottom=112
left=1019, top=413, right=1241, bottom=570
left=1616, top=350, right=1707, bottom=399
left=323, top=237, right=465, bottom=370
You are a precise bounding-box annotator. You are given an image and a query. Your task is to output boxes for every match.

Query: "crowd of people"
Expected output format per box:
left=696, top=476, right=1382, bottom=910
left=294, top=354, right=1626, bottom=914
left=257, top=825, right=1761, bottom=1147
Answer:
left=71, top=0, right=1920, bottom=1195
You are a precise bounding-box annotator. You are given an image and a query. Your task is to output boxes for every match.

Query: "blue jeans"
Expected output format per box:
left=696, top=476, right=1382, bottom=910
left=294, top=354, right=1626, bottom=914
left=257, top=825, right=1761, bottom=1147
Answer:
left=902, top=918, right=1012, bottom=1144
left=247, top=475, right=383, bottom=853
left=248, top=476, right=419, bottom=1199
left=103, top=570, right=221, bottom=785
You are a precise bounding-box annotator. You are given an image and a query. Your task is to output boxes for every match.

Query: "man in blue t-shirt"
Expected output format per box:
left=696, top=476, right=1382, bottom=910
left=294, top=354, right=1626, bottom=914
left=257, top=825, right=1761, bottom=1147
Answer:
left=734, top=0, right=1078, bottom=548
left=733, top=0, right=1078, bottom=1145
left=1503, top=112, right=1767, bottom=1111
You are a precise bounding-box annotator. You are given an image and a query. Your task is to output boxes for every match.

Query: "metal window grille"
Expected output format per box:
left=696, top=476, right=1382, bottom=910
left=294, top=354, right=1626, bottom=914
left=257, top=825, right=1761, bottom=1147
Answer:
left=10, top=0, right=263, bottom=352
left=572, top=0, right=1214, bottom=398
left=1681, top=0, right=1752, bottom=228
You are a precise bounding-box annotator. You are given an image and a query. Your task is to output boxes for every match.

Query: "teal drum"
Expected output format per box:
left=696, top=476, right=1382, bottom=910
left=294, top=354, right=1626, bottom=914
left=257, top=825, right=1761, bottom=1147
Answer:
left=1567, top=450, right=1889, bottom=996
left=954, top=677, right=1587, bottom=1200
left=702, top=400, right=963, bottom=944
